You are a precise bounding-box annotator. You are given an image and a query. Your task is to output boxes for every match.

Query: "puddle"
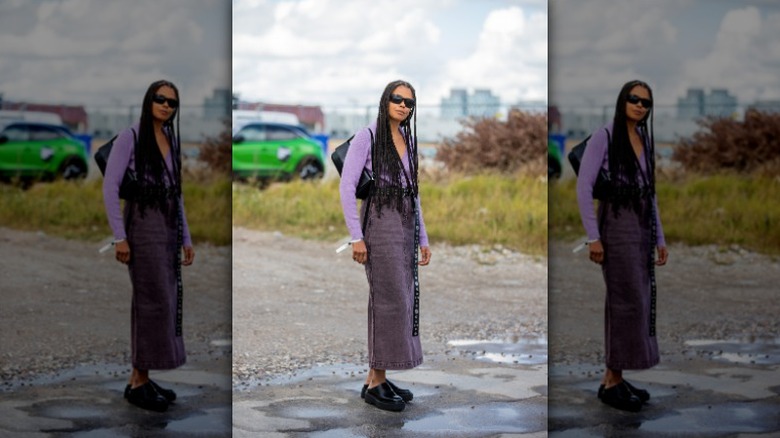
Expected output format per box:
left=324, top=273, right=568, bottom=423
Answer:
left=403, top=401, right=546, bottom=434
left=306, top=430, right=364, bottom=438
left=2, top=363, right=130, bottom=391
left=447, top=336, right=547, bottom=366
left=71, top=429, right=130, bottom=438
left=245, top=363, right=366, bottom=389
left=278, top=405, right=343, bottom=419
left=684, top=338, right=780, bottom=365
left=640, top=402, right=778, bottom=434
left=38, top=403, right=110, bottom=420
left=166, top=407, right=231, bottom=435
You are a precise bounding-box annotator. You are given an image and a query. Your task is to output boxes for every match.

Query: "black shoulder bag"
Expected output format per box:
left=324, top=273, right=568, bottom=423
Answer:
left=567, top=128, right=612, bottom=200
left=94, top=128, right=138, bottom=200
left=331, top=128, right=375, bottom=200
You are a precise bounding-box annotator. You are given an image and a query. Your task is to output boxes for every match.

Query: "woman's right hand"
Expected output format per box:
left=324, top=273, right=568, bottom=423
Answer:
left=352, top=240, right=367, bottom=265
left=589, top=240, right=604, bottom=265
left=115, top=240, right=130, bottom=264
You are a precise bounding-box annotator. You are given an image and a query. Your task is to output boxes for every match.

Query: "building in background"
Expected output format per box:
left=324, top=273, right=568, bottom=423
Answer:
left=440, top=88, right=501, bottom=118
left=204, top=88, right=231, bottom=120
left=677, top=88, right=738, bottom=118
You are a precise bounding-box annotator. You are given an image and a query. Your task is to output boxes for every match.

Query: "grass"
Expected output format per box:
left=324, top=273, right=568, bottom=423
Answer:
left=0, top=178, right=231, bottom=246
left=550, top=174, right=780, bottom=254
left=233, top=173, right=548, bottom=256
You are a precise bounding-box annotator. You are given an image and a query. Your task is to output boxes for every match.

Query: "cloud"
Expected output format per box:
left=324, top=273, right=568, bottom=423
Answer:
left=0, top=0, right=229, bottom=109
left=441, top=6, right=547, bottom=104
left=682, top=6, right=780, bottom=101
left=232, top=0, right=546, bottom=108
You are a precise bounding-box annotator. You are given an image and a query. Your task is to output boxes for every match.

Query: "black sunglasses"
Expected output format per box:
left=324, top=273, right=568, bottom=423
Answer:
left=152, top=94, right=179, bottom=108
left=627, top=94, right=652, bottom=108
left=389, top=94, right=415, bottom=109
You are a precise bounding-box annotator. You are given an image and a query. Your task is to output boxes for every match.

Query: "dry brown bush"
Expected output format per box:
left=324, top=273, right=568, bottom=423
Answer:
left=198, top=119, right=231, bottom=176
left=436, top=109, right=547, bottom=175
left=673, top=109, right=780, bottom=173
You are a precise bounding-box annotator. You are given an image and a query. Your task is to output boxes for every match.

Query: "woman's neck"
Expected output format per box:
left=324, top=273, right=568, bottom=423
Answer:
left=389, top=120, right=401, bottom=132
left=153, top=119, right=164, bottom=133
left=626, top=119, right=637, bottom=132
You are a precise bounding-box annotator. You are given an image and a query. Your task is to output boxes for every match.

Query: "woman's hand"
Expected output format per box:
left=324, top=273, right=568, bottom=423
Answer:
left=183, top=246, right=195, bottom=266
left=419, top=246, right=431, bottom=266
left=352, top=240, right=367, bottom=265
left=115, top=240, right=130, bottom=264
left=589, top=240, right=604, bottom=265
left=656, top=246, right=668, bottom=266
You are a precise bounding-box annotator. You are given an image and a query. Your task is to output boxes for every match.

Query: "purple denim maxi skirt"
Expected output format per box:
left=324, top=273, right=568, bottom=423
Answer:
left=362, top=197, right=423, bottom=370
left=599, top=199, right=659, bottom=370
left=125, top=198, right=186, bottom=370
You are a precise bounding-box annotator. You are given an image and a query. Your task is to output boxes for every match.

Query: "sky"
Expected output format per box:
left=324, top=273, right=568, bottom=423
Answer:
left=0, top=0, right=230, bottom=110
left=550, top=0, right=780, bottom=112
left=232, top=0, right=548, bottom=111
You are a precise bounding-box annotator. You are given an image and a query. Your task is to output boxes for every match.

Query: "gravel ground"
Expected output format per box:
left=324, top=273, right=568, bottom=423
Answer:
left=231, top=226, right=548, bottom=388
left=0, top=226, right=231, bottom=388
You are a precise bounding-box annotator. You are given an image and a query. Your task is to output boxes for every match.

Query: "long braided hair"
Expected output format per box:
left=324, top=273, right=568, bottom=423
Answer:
left=372, top=80, right=418, bottom=215
left=608, top=79, right=655, bottom=215
left=135, top=80, right=182, bottom=215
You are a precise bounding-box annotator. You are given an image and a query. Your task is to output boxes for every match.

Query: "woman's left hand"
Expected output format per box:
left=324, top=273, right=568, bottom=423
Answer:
left=655, top=246, right=668, bottom=266
left=183, top=246, right=195, bottom=266
left=419, top=246, right=431, bottom=266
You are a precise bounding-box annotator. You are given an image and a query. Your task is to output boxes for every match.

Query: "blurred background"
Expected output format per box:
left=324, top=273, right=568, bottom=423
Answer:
left=232, top=0, right=550, bottom=255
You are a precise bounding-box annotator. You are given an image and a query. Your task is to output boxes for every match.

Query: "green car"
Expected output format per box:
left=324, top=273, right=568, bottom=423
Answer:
left=0, top=122, right=89, bottom=183
left=548, top=139, right=562, bottom=179
left=232, top=122, right=325, bottom=181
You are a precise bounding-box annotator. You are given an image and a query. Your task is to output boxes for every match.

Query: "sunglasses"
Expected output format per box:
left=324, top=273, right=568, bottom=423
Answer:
left=627, top=94, right=652, bottom=108
left=389, top=94, right=415, bottom=109
left=152, top=94, right=179, bottom=108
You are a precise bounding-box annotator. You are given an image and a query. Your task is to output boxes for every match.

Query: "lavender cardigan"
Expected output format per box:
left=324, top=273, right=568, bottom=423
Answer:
left=339, top=121, right=429, bottom=246
left=576, top=121, right=665, bottom=246
left=102, top=122, right=192, bottom=246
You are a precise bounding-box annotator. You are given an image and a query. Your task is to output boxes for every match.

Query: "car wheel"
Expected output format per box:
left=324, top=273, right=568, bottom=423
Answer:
left=295, top=157, right=323, bottom=180
left=59, top=157, right=88, bottom=180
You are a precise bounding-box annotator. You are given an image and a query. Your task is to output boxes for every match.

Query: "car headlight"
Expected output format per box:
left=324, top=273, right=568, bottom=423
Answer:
left=277, top=147, right=291, bottom=162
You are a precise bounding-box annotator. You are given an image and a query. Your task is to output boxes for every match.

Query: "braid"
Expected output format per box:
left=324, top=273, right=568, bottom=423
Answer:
left=135, top=80, right=181, bottom=216
left=608, top=80, right=654, bottom=216
left=372, top=80, right=419, bottom=215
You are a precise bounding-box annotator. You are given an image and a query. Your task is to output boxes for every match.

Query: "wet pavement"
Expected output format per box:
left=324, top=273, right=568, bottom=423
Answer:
left=233, top=341, right=548, bottom=437
left=549, top=240, right=780, bottom=437
left=0, top=354, right=231, bottom=437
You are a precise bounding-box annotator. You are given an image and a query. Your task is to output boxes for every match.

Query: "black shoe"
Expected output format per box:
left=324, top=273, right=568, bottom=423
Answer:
left=597, top=384, right=605, bottom=399
left=386, top=379, right=413, bottom=402
left=126, top=382, right=168, bottom=412
left=149, top=380, right=177, bottom=402
left=600, top=382, right=642, bottom=412
left=361, top=384, right=368, bottom=399
left=623, top=379, right=650, bottom=403
left=364, top=382, right=405, bottom=412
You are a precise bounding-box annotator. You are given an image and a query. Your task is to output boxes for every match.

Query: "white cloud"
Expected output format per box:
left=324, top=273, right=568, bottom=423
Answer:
left=682, top=6, right=780, bottom=101
left=232, top=0, right=546, bottom=108
left=441, top=6, right=547, bottom=104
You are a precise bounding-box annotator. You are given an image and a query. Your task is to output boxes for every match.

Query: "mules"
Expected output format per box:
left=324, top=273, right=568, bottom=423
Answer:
left=364, top=382, right=405, bottom=412
left=361, top=379, right=413, bottom=402
left=599, top=382, right=642, bottom=412
left=125, top=382, right=168, bottom=412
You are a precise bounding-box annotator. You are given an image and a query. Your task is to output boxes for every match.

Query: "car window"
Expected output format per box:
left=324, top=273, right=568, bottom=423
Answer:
left=238, top=125, right=266, bottom=141
left=30, top=125, right=66, bottom=141
left=266, top=126, right=299, bottom=141
left=2, top=126, right=29, bottom=141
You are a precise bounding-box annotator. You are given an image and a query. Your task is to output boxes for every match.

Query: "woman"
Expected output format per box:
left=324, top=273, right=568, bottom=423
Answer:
left=339, top=80, right=432, bottom=412
left=103, top=80, right=195, bottom=412
left=576, top=79, right=669, bottom=412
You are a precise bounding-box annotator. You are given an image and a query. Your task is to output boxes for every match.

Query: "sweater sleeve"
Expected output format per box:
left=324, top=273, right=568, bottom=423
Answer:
left=339, top=127, right=372, bottom=241
left=653, top=195, right=665, bottom=247
left=102, top=127, right=135, bottom=241
left=416, top=194, right=429, bottom=247
left=576, top=126, right=610, bottom=241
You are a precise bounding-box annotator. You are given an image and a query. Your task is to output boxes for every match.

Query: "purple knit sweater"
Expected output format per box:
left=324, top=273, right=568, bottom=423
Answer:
left=102, top=122, right=192, bottom=246
left=339, top=121, right=429, bottom=246
left=576, top=121, right=665, bottom=246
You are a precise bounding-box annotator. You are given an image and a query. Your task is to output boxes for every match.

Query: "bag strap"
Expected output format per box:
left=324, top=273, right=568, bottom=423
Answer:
left=360, top=128, right=375, bottom=235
